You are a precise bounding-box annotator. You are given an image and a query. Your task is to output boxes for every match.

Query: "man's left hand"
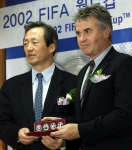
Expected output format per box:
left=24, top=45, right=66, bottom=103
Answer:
left=41, top=135, right=63, bottom=150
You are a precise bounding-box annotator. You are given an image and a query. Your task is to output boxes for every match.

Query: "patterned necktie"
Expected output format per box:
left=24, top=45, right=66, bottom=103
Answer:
left=34, top=73, right=43, bottom=122
left=81, top=60, right=95, bottom=105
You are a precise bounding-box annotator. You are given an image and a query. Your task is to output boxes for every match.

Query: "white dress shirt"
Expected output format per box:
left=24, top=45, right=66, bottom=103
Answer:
left=32, top=63, right=55, bottom=109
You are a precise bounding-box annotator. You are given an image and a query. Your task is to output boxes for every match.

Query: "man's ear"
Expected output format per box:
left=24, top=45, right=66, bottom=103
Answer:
left=49, top=43, right=56, bottom=54
left=103, top=27, right=111, bottom=39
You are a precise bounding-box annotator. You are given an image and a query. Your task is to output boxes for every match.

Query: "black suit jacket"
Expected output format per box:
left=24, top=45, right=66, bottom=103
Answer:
left=0, top=67, right=76, bottom=150
left=75, top=47, right=132, bottom=150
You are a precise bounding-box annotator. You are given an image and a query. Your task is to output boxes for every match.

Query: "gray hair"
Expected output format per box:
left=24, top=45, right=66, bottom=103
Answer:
left=74, top=5, right=113, bottom=40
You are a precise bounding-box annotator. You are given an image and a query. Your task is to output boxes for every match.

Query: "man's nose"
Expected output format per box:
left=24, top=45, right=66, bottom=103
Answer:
left=27, top=43, right=33, bottom=50
left=79, top=33, right=87, bottom=42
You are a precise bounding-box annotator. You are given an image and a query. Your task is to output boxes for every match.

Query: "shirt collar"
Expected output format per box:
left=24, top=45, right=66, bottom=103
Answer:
left=91, top=45, right=112, bottom=69
left=32, top=63, right=55, bottom=84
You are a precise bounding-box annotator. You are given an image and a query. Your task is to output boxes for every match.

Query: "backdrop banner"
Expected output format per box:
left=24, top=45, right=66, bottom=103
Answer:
left=0, top=0, right=132, bottom=79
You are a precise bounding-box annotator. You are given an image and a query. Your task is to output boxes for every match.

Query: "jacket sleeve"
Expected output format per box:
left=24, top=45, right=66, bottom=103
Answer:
left=0, top=81, right=22, bottom=149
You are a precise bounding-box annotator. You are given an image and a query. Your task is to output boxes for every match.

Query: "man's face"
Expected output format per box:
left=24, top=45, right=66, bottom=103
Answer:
left=24, top=27, right=55, bottom=69
left=75, top=17, right=110, bottom=59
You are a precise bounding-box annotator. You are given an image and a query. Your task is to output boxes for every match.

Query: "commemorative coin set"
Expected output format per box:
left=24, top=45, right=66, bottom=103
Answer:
left=27, top=119, right=66, bottom=136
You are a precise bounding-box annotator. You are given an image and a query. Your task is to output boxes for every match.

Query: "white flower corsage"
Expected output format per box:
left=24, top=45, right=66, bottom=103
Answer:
left=57, top=88, right=76, bottom=106
left=89, top=69, right=111, bottom=83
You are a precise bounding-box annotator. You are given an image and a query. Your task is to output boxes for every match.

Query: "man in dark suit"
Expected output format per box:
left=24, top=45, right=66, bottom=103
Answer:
left=0, top=21, right=76, bottom=150
left=48, top=5, right=132, bottom=150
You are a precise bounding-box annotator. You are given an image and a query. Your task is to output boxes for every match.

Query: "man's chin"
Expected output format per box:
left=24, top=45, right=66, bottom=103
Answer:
left=82, top=50, right=91, bottom=57
left=27, top=60, right=37, bottom=66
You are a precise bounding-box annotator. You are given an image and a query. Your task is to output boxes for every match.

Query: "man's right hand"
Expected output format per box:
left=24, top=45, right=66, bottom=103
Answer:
left=50, top=123, right=80, bottom=140
left=18, top=128, right=39, bottom=145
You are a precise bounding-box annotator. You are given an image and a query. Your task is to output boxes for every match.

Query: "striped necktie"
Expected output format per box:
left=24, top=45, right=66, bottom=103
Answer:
left=81, top=60, right=95, bottom=105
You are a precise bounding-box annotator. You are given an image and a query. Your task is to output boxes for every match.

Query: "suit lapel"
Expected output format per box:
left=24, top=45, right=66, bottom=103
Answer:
left=21, top=71, right=34, bottom=123
left=76, top=64, right=89, bottom=119
left=42, top=67, right=63, bottom=116
left=81, top=47, right=116, bottom=107
left=94, top=47, right=116, bottom=74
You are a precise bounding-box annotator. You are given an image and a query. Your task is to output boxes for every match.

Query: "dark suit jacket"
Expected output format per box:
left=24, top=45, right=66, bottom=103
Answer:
left=75, top=47, right=132, bottom=150
left=0, top=67, right=76, bottom=150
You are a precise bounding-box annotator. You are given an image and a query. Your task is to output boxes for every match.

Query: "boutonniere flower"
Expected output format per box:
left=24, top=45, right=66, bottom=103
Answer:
left=89, top=69, right=111, bottom=83
left=57, top=88, right=76, bottom=106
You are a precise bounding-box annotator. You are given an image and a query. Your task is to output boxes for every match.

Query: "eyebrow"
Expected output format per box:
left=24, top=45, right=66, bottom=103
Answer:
left=24, top=37, right=38, bottom=41
left=75, top=27, right=91, bottom=34
left=84, top=27, right=91, bottom=32
left=76, top=27, right=91, bottom=31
